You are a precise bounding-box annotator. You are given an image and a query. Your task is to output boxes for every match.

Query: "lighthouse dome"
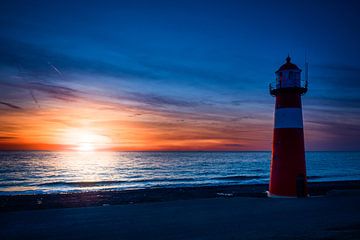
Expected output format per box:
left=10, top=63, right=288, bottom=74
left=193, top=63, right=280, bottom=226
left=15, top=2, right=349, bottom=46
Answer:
left=270, top=56, right=307, bottom=96
left=274, top=55, right=302, bottom=89
left=276, top=56, right=300, bottom=73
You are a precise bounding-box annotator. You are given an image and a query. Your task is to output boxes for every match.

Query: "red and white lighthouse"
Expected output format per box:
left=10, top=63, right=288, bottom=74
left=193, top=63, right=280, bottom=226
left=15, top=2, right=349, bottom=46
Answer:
left=268, top=55, right=308, bottom=197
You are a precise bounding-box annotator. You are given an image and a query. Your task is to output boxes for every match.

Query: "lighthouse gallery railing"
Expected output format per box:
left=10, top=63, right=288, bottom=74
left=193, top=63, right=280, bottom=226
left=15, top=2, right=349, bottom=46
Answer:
left=269, top=80, right=308, bottom=96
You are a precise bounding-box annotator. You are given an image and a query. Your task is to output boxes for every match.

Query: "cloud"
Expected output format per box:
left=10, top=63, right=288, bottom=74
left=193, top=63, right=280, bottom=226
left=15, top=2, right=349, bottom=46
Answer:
left=0, top=37, right=251, bottom=92
left=312, top=63, right=360, bottom=88
left=0, top=101, right=22, bottom=109
left=222, top=143, right=244, bottom=147
left=305, top=96, right=360, bottom=109
left=123, top=91, right=195, bottom=107
left=27, top=82, right=82, bottom=101
left=314, top=63, right=360, bottom=73
left=304, top=119, right=360, bottom=150
left=0, top=80, right=85, bottom=104
left=140, top=61, right=239, bottom=84
left=0, top=136, right=17, bottom=140
left=0, top=37, right=158, bottom=81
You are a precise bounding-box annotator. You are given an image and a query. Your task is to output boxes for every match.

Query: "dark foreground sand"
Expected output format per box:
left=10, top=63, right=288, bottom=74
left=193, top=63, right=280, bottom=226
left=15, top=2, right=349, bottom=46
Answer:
left=1, top=191, right=360, bottom=240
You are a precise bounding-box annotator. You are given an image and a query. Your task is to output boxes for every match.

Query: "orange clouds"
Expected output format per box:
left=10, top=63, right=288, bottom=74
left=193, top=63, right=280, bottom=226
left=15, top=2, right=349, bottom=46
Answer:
left=0, top=94, right=273, bottom=151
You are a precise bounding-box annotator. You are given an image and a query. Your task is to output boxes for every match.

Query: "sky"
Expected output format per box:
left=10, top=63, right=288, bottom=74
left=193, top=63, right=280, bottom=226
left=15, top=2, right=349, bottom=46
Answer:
left=0, top=0, right=360, bottom=151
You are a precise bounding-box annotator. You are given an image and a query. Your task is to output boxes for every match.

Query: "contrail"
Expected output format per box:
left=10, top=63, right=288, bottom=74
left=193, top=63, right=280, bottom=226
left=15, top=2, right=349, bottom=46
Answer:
left=17, top=64, right=41, bottom=108
left=0, top=101, right=22, bottom=109
left=29, top=89, right=40, bottom=107
left=48, top=61, right=63, bottom=78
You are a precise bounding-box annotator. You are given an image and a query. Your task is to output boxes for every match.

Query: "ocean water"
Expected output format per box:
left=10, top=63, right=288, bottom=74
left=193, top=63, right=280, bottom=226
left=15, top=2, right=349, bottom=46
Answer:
left=0, top=151, right=359, bottom=195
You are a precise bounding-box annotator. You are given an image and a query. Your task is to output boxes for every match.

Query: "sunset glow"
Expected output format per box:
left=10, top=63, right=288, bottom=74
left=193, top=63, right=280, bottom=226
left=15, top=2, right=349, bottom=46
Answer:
left=0, top=1, right=359, bottom=151
left=77, top=143, right=94, bottom=152
left=62, top=129, right=112, bottom=151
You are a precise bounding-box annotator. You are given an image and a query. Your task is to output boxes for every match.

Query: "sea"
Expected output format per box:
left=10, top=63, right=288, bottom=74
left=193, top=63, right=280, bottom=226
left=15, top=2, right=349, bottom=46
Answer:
left=0, top=151, right=359, bottom=195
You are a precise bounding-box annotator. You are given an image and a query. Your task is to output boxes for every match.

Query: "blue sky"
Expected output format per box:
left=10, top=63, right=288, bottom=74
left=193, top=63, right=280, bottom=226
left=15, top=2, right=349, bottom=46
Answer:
left=0, top=0, right=360, bottom=150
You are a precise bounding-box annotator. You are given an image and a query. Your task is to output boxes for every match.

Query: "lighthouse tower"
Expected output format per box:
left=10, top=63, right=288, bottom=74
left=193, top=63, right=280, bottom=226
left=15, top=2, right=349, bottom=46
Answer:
left=269, top=56, right=308, bottom=197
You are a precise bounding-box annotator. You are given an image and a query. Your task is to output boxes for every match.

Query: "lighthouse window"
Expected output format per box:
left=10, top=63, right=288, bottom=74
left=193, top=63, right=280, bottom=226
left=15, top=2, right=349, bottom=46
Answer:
left=278, top=72, right=283, bottom=87
left=289, top=71, right=293, bottom=79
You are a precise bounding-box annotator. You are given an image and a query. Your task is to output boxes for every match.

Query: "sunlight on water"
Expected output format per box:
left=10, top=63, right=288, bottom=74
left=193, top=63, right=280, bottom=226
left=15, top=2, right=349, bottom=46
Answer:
left=0, top=151, right=359, bottom=195
left=53, top=151, right=116, bottom=183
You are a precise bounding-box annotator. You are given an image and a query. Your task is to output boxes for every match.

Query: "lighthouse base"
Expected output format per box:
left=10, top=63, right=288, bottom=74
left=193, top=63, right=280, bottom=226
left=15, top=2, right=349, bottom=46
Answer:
left=266, top=191, right=309, bottom=198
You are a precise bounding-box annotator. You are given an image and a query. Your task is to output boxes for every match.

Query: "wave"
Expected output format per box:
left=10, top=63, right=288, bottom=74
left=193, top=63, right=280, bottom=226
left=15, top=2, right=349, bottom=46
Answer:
left=37, top=177, right=198, bottom=188
left=20, top=175, right=350, bottom=189
left=307, top=175, right=323, bottom=180
left=38, top=180, right=127, bottom=187
left=212, top=175, right=265, bottom=181
left=36, top=175, right=266, bottom=188
left=215, top=175, right=345, bottom=181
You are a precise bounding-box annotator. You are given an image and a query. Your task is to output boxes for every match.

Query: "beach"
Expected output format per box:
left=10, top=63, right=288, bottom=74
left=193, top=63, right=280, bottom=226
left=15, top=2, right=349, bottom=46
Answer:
left=1, top=0, right=360, bottom=239
left=1, top=181, right=360, bottom=240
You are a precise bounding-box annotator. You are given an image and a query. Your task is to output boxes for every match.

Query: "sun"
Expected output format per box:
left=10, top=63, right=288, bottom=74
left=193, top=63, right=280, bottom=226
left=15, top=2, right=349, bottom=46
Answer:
left=61, top=128, right=112, bottom=152
left=77, top=142, right=95, bottom=152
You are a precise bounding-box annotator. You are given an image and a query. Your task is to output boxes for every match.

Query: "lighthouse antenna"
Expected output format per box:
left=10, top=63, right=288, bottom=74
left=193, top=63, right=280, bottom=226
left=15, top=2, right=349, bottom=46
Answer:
left=304, top=50, right=309, bottom=89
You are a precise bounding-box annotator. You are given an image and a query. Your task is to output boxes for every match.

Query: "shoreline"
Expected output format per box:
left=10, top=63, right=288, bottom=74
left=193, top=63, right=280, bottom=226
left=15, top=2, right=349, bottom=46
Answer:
left=1, top=180, right=360, bottom=212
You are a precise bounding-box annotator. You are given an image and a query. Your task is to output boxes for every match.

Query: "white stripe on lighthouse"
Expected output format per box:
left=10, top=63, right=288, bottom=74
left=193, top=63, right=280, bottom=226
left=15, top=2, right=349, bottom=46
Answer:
left=274, top=108, right=303, bottom=128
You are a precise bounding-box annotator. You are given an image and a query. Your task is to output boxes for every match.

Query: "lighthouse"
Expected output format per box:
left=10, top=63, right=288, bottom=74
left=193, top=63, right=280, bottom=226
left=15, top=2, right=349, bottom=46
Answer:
left=268, top=55, right=308, bottom=197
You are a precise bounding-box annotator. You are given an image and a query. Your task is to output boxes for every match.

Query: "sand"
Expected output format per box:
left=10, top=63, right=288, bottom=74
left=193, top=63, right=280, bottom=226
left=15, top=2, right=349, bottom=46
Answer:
left=2, top=181, right=360, bottom=212
left=1, top=190, right=360, bottom=240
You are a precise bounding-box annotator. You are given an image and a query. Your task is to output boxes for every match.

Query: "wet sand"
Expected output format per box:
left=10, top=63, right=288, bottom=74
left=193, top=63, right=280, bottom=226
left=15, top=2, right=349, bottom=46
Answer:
left=1, top=181, right=360, bottom=239
left=1, top=181, right=360, bottom=212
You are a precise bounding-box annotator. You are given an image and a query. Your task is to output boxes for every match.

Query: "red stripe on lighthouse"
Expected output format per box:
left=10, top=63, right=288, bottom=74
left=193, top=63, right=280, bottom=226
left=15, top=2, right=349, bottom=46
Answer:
left=270, top=128, right=307, bottom=196
left=275, top=92, right=302, bottom=108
